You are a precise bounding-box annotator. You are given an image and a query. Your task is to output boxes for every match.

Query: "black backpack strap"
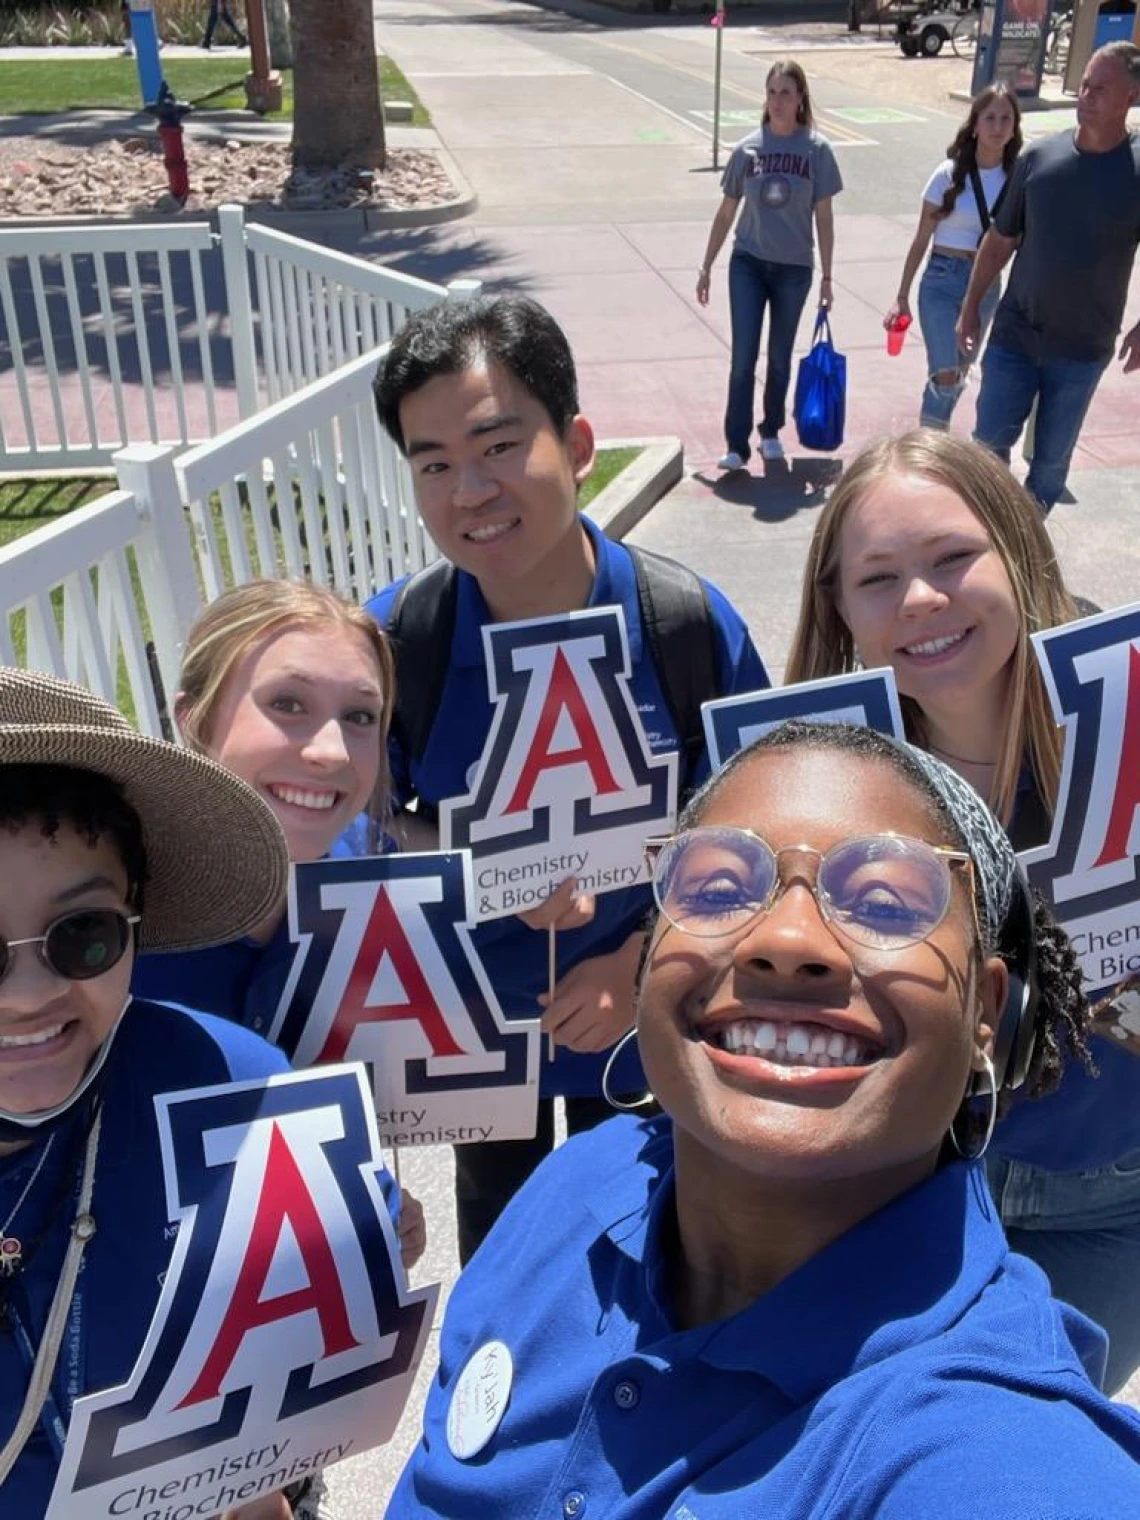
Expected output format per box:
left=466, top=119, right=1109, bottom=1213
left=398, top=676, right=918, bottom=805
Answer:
left=387, top=558, right=457, bottom=771
left=627, top=544, right=720, bottom=793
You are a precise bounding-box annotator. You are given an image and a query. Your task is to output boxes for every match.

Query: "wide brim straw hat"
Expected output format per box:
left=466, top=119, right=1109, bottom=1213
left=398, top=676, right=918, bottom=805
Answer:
left=0, top=666, right=288, bottom=952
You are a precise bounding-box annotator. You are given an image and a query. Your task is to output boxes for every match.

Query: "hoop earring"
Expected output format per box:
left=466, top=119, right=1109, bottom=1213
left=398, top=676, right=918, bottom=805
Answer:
left=949, top=1051, right=998, bottom=1161
left=602, top=1027, right=656, bottom=1112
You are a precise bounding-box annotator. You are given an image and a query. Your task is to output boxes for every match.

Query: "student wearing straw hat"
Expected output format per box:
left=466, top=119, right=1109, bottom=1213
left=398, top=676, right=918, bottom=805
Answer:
left=0, top=665, right=347, bottom=1518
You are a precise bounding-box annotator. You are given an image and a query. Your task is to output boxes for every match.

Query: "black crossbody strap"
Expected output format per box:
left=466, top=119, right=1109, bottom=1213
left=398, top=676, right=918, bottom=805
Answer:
left=968, top=163, right=1007, bottom=236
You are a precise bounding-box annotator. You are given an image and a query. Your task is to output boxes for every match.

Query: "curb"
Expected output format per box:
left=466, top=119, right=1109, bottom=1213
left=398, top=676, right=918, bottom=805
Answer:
left=586, top=437, right=685, bottom=541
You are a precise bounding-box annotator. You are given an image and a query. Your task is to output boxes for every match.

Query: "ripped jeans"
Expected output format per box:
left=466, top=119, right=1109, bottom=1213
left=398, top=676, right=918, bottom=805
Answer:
left=917, top=251, right=999, bottom=429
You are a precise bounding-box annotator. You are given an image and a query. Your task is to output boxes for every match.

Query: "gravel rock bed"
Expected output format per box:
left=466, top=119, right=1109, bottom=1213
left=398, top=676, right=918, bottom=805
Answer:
left=0, top=135, right=456, bottom=217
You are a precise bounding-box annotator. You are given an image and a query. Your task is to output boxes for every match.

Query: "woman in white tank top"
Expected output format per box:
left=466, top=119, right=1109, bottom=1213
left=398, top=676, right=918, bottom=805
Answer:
left=886, top=87, right=1022, bottom=430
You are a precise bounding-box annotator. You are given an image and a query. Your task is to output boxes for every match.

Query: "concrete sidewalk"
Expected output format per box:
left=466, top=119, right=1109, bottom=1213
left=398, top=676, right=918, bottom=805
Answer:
left=361, top=0, right=1140, bottom=483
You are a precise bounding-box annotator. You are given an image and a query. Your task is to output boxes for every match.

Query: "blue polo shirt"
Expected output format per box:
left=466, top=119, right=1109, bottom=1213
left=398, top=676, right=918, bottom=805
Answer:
left=390, top=1115, right=1140, bottom=1520
left=133, top=919, right=298, bottom=1038
left=992, top=777, right=1140, bottom=1172
left=0, top=999, right=289, bottom=1515
left=993, top=1030, right=1139, bottom=1171
left=366, top=517, right=769, bottom=1097
left=131, top=820, right=391, bottom=1039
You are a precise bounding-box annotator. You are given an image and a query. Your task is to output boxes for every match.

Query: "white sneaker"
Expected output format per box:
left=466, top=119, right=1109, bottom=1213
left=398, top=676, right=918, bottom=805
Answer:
left=120, top=40, right=135, bottom=56
left=760, top=438, right=785, bottom=461
left=716, top=451, right=746, bottom=472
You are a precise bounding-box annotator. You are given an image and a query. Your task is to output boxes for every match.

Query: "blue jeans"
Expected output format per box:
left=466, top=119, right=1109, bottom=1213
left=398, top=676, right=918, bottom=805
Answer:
left=974, top=343, right=1109, bottom=510
left=724, top=251, right=813, bottom=459
left=917, top=252, right=999, bottom=429
left=204, top=0, right=245, bottom=44
left=987, top=1149, right=1140, bottom=1395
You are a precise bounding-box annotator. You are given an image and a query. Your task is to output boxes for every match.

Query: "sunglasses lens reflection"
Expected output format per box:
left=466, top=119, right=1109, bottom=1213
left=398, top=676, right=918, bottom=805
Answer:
left=0, top=911, right=134, bottom=985
left=45, top=911, right=132, bottom=980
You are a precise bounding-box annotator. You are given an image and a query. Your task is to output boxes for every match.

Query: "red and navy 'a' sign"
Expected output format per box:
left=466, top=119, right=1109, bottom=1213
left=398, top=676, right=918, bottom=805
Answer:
left=701, top=668, right=905, bottom=770
left=1022, top=603, right=1140, bottom=995
left=270, top=852, right=534, bottom=1095
left=441, top=608, right=677, bottom=920
left=51, top=1068, right=435, bottom=1513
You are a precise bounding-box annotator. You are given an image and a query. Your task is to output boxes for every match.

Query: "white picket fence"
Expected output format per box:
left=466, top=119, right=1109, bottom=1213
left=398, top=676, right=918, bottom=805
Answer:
left=0, top=213, right=480, bottom=733
left=0, top=203, right=476, bottom=472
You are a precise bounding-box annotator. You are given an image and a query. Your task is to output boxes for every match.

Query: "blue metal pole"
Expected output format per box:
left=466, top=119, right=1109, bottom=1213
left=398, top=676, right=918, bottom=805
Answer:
left=127, top=0, right=165, bottom=108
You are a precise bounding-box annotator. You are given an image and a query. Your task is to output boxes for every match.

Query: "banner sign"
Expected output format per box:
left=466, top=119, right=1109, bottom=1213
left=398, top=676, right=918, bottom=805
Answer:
left=441, top=608, right=678, bottom=922
left=1021, top=603, right=1140, bottom=998
left=269, top=853, right=539, bottom=1147
left=702, top=668, right=905, bottom=769
left=47, top=1066, right=437, bottom=1520
left=970, top=0, right=1050, bottom=99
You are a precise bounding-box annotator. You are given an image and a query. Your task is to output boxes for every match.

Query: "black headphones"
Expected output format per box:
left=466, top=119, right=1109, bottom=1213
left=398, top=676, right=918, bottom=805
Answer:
left=988, top=865, right=1040, bottom=1093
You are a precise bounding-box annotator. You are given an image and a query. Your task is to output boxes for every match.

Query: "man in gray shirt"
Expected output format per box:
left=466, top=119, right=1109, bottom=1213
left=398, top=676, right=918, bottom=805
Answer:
left=957, top=42, right=1140, bottom=512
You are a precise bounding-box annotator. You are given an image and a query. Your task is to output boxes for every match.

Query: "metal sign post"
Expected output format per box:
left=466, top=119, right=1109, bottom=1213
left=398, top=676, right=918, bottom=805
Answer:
left=711, top=1, right=726, bottom=171
left=127, top=0, right=163, bottom=107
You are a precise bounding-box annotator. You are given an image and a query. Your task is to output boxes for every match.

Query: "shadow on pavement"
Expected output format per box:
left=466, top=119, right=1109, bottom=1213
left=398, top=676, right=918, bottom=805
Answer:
left=337, top=226, right=534, bottom=295
left=695, top=455, right=843, bottom=522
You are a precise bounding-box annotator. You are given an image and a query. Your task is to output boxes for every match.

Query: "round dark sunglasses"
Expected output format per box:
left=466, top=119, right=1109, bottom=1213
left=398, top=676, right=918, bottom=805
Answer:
left=0, top=910, right=140, bottom=985
left=645, top=828, right=974, bottom=951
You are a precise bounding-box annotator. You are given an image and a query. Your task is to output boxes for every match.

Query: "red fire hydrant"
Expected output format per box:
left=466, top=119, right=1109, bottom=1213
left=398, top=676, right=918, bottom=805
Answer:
left=148, top=82, right=193, bottom=206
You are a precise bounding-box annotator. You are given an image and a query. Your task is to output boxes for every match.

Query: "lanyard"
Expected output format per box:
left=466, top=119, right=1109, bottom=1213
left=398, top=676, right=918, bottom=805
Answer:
left=0, top=1109, right=101, bottom=1484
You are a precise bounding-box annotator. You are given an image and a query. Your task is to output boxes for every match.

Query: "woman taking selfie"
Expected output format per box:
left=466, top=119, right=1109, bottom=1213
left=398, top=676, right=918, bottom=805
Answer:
left=387, top=722, right=1140, bottom=1518
left=0, top=666, right=297, bottom=1517
left=786, top=429, right=1140, bottom=1392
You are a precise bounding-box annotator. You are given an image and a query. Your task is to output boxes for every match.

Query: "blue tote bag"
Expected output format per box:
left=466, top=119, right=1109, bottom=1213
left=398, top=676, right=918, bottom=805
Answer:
left=793, top=313, right=846, bottom=453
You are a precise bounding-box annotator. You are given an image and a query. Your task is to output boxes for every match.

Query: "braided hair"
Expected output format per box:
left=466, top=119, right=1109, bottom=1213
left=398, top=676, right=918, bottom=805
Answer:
left=938, top=84, right=1022, bottom=218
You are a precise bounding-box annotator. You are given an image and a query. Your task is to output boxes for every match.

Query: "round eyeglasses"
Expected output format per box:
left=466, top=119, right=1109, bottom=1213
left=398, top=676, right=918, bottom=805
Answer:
left=0, top=909, right=140, bottom=986
left=645, top=828, right=973, bottom=951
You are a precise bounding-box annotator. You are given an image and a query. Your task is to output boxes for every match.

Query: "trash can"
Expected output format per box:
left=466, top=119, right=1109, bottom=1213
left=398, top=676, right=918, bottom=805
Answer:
left=1094, top=0, right=1136, bottom=50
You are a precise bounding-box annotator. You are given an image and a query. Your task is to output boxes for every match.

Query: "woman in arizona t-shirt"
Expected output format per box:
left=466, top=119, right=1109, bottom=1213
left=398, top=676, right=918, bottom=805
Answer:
left=697, top=59, right=842, bottom=472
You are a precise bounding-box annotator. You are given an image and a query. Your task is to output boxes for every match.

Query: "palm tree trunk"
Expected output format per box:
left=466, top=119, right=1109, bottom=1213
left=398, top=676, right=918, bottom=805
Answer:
left=289, top=0, right=386, bottom=171
left=266, top=0, right=293, bottom=69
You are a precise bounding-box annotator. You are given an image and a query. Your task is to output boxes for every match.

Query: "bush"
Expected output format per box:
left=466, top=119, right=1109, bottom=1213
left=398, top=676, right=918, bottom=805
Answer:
left=0, top=0, right=245, bottom=45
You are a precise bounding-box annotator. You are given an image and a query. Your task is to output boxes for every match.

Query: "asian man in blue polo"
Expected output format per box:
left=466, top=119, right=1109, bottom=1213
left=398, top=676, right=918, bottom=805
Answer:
left=366, top=294, right=768, bottom=1261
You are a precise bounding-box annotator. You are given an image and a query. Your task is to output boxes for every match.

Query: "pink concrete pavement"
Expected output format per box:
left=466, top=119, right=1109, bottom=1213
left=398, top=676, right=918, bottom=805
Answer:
left=538, top=209, right=1140, bottom=484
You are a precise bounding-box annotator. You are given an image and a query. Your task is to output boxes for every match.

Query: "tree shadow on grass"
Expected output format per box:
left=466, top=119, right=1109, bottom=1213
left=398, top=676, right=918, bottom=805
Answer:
left=0, top=477, right=112, bottom=548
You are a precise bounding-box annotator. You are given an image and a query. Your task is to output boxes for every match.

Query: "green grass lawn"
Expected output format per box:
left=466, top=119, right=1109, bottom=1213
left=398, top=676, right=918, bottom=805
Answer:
left=581, top=447, right=639, bottom=508
left=0, top=448, right=642, bottom=553
left=0, top=476, right=110, bottom=547
left=0, top=57, right=430, bottom=125
left=0, top=447, right=643, bottom=721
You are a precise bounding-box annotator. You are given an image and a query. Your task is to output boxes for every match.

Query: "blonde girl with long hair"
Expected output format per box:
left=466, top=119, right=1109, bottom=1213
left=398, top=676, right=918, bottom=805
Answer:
left=787, top=429, right=1140, bottom=1395
left=133, top=580, right=426, bottom=1277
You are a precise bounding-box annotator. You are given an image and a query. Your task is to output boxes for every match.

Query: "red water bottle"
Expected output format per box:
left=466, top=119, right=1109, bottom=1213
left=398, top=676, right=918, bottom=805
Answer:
left=886, top=313, right=912, bottom=357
